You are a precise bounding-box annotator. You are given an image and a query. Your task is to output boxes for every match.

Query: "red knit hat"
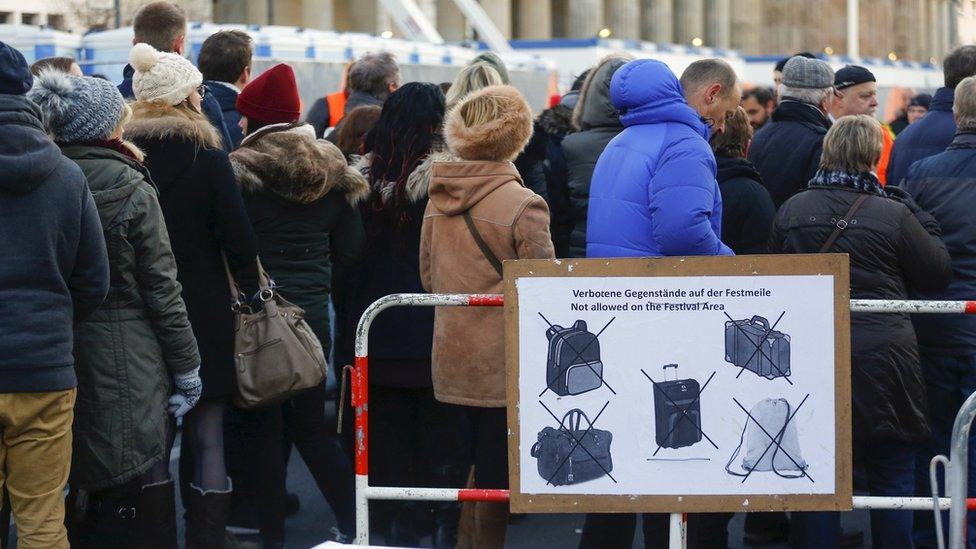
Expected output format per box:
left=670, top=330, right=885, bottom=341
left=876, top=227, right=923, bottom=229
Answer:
left=236, top=63, right=301, bottom=125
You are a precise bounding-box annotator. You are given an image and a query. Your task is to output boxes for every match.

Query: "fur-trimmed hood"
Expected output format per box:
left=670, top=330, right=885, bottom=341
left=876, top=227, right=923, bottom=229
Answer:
left=354, top=149, right=455, bottom=205
left=537, top=103, right=574, bottom=138
left=444, top=85, right=532, bottom=162
left=231, top=123, right=369, bottom=205
left=124, top=100, right=223, bottom=150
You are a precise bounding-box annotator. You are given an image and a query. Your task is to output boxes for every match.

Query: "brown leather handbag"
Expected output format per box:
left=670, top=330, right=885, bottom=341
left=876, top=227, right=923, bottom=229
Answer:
left=224, top=256, right=327, bottom=409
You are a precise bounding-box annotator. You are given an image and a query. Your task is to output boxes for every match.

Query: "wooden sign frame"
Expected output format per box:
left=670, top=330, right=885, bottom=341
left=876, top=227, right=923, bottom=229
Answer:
left=504, top=254, right=852, bottom=514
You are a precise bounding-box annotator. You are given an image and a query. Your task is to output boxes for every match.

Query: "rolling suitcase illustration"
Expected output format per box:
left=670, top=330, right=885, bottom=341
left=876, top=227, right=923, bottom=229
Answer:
left=724, top=315, right=791, bottom=380
left=546, top=319, right=603, bottom=396
left=653, top=364, right=702, bottom=449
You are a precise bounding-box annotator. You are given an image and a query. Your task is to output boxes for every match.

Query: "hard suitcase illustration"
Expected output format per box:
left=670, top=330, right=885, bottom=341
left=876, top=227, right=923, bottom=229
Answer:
left=531, top=408, right=613, bottom=486
left=724, top=315, right=791, bottom=380
left=652, top=364, right=702, bottom=449
left=546, top=319, right=603, bottom=396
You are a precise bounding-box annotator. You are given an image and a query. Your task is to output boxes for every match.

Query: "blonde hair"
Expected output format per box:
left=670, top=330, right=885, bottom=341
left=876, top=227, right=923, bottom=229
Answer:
left=110, top=102, right=133, bottom=139
left=457, top=92, right=510, bottom=129
left=820, top=114, right=883, bottom=172
left=710, top=106, right=753, bottom=158
left=446, top=62, right=503, bottom=109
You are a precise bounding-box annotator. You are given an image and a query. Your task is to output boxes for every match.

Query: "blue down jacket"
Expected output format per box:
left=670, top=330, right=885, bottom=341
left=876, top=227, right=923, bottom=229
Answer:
left=586, top=59, right=732, bottom=258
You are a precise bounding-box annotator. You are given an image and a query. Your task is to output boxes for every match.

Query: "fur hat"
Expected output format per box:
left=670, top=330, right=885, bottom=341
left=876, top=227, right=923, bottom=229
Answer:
left=130, top=43, right=202, bottom=105
left=28, top=71, right=126, bottom=143
left=444, top=84, right=532, bottom=162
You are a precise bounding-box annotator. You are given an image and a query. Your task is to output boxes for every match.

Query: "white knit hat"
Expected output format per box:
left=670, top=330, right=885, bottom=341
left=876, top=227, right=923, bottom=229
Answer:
left=129, top=42, right=201, bottom=105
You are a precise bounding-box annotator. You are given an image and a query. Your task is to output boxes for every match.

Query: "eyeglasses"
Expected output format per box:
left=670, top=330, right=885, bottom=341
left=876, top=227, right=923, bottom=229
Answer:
left=196, top=84, right=206, bottom=99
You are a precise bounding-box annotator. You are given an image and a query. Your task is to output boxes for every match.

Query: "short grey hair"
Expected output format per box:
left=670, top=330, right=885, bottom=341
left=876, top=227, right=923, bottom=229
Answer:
left=680, top=58, right=738, bottom=98
left=954, top=75, right=976, bottom=131
left=348, top=52, right=400, bottom=100
left=820, top=114, right=883, bottom=172
left=778, top=83, right=832, bottom=107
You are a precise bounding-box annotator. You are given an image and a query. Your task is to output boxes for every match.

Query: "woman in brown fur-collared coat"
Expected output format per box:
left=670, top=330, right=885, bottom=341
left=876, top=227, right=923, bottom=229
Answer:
left=420, top=85, right=556, bottom=548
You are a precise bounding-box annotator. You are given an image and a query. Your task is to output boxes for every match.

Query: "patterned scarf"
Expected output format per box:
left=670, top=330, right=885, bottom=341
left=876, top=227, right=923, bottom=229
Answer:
left=807, top=169, right=885, bottom=197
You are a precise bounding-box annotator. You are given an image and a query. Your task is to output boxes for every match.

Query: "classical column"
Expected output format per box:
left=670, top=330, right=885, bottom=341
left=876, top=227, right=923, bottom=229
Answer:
left=437, top=0, right=468, bottom=41
left=605, top=0, right=641, bottom=40
left=566, top=0, right=603, bottom=38
left=480, top=0, right=512, bottom=39
left=729, top=0, right=760, bottom=54
left=213, top=0, right=267, bottom=25
left=705, top=0, right=730, bottom=48
left=515, top=0, right=552, bottom=39
left=673, top=0, right=704, bottom=45
left=641, top=0, right=672, bottom=43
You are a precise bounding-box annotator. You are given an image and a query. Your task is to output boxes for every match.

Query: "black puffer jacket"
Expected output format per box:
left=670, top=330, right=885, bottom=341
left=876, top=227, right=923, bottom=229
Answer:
left=715, top=156, right=775, bottom=254
left=560, top=57, right=627, bottom=257
left=769, top=182, right=952, bottom=442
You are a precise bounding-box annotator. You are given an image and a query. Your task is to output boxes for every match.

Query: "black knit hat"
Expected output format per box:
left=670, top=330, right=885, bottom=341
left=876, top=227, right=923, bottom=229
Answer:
left=0, top=41, right=32, bottom=95
left=834, top=65, right=876, bottom=90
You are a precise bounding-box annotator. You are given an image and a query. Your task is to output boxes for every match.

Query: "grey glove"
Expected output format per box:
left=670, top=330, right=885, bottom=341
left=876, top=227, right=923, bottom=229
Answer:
left=168, top=367, right=202, bottom=418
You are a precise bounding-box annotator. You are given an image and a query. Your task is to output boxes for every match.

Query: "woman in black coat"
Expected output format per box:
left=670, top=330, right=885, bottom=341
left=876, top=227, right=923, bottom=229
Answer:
left=125, top=44, right=257, bottom=547
left=769, top=115, right=952, bottom=549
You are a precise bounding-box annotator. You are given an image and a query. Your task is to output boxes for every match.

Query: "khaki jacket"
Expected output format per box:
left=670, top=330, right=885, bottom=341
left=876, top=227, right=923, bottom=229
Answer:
left=420, top=161, right=555, bottom=407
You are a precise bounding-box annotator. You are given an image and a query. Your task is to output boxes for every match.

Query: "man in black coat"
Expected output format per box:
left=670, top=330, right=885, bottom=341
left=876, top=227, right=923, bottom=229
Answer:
left=0, top=41, right=110, bottom=548
left=749, top=55, right=834, bottom=208
left=198, top=29, right=253, bottom=150
left=902, top=75, right=976, bottom=549
left=307, top=52, right=400, bottom=139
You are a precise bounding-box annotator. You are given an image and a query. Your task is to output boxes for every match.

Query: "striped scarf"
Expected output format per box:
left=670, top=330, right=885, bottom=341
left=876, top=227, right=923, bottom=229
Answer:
left=807, top=169, right=885, bottom=197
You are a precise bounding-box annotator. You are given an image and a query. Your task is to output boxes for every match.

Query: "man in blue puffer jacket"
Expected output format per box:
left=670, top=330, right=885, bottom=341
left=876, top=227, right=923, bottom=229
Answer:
left=586, top=58, right=737, bottom=258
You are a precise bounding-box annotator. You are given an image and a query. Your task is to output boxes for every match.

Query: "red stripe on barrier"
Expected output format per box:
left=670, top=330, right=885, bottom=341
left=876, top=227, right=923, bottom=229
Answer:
left=458, top=489, right=511, bottom=503
left=351, top=356, right=368, bottom=407
left=353, top=355, right=369, bottom=475
left=966, top=301, right=976, bottom=314
left=468, top=294, right=504, bottom=307
left=968, top=498, right=976, bottom=510
left=355, top=405, right=368, bottom=475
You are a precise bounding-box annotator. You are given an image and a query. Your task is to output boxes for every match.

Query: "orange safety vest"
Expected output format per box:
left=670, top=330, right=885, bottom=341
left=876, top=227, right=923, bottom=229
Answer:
left=325, top=91, right=347, bottom=128
left=877, top=125, right=895, bottom=186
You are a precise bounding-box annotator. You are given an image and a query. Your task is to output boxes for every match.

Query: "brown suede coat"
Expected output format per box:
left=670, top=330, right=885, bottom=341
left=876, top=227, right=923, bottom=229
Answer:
left=420, top=161, right=555, bottom=407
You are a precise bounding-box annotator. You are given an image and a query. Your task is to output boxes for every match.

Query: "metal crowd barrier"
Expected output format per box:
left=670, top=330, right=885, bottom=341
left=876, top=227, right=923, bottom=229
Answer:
left=350, top=294, right=976, bottom=548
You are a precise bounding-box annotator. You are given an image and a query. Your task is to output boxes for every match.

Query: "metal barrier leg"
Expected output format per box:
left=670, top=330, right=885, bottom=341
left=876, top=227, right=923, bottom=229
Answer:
left=949, top=390, right=976, bottom=549
left=668, top=513, right=685, bottom=549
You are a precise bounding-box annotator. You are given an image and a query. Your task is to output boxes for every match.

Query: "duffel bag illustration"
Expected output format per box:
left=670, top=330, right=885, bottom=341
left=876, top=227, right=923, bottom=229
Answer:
left=532, top=408, right=613, bottom=486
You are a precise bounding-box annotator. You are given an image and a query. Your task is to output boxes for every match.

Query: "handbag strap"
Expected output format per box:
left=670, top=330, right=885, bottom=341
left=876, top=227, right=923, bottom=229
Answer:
left=462, top=211, right=503, bottom=277
left=819, top=194, right=870, bottom=253
left=222, top=253, right=273, bottom=309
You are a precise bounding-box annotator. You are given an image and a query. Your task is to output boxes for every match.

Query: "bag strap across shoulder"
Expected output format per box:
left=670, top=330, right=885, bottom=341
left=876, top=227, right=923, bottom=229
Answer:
left=462, top=211, right=503, bottom=277
left=819, top=193, right=870, bottom=253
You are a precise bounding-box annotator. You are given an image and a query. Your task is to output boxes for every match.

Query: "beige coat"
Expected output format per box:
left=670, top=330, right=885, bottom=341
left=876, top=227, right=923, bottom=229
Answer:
left=420, top=161, right=555, bottom=407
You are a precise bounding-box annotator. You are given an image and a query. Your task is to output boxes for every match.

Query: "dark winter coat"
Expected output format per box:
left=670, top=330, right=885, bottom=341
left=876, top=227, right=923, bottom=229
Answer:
left=206, top=80, right=244, bottom=149
left=769, top=182, right=952, bottom=442
left=0, top=95, right=109, bottom=393
left=513, top=122, right=550, bottom=201
left=126, top=101, right=258, bottom=400
left=338, top=150, right=451, bottom=387
left=887, top=87, right=956, bottom=186
left=902, top=131, right=976, bottom=355
left=715, top=156, right=776, bottom=254
left=62, top=142, right=199, bottom=490
left=537, top=102, right=575, bottom=257
left=748, top=100, right=831, bottom=208
left=119, top=64, right=234, bottom=152
left=561, top=57, right=626, bottom=258
left=232, top=124, right=367, bottom=352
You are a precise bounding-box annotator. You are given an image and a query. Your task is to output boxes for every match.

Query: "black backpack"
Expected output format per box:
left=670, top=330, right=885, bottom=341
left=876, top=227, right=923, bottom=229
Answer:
left=545, top=320, right=603, bottom=396
left=531, top=408, right=613, bottom=486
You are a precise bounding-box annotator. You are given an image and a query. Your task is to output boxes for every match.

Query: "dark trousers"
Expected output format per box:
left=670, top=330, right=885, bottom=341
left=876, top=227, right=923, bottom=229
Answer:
left=578, top=512, right=731, bottom=548
left=458, top=406, right=509, bottom=489
left=914, top=350, right=976, bottom=549
left=792, top=438, right=916, bottom=549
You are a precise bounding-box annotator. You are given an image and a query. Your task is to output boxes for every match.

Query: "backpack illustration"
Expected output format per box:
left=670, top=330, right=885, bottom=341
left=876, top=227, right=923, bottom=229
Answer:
left=724, top=315, right=791, bottom=380
left=652, top=364, right=703, bottom=449
left=531, top=408, right=613, bottom=486
left=545, top=320, right=603, bottom=396
left=726, top=397, right=808, bottom=478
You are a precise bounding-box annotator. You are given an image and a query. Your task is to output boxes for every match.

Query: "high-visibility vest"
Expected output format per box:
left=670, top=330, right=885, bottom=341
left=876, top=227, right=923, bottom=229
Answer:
left=326, top=91, right=347, bottom=128
left=878, top=125, right=895, bottom=186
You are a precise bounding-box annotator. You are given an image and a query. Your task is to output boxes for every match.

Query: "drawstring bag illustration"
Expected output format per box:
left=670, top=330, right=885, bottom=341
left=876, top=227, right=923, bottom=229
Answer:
left=726, top=397, right=808, bottom=478
left=725, top=315, right=791, bottom=380
left=546, top=319, right=604, bottom=396
left=532, top=408, right=613, bottom=486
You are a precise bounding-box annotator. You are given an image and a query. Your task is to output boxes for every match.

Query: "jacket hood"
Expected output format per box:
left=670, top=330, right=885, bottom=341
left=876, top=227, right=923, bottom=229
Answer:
left=716, top=155, right=763, bottom=185
left=60, top=142, right=150, bottom=228
left=354, top=149, right=455, bottom=205
left=0, top=95, right=63, bottom=194
left=931, top=87, right=954, bottom=112
left=574, top=56, right=627, bottom=131
left=124, top=100, right=223, bottom=150
left=231, top=123, right=369, bottom=205
left=609, top=59, right=708, bottom=140
left=428, top=160, right=522, bottom=215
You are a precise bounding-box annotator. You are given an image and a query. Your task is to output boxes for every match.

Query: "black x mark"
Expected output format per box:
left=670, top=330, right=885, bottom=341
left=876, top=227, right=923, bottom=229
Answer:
left=537, top=313, right=617, bottom=397
left=642, top=369, right=719, bottom=455
left=732, top=394, right=813, bottom=484
left=538, top=400, right=617, bottom=485
left=726, top=311, right=793, bottom=385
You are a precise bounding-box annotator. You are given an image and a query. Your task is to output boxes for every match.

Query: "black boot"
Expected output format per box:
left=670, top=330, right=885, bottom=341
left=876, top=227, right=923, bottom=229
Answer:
left=186, top=478, right=233, bottom=549
left=138, top=479, right=178, bottom=549
left=89, top=483, right=141, bottom=548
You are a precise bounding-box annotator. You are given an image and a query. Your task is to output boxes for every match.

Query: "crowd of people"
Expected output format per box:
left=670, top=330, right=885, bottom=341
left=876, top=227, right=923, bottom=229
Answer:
left=1, top=1, right=976, bottom=549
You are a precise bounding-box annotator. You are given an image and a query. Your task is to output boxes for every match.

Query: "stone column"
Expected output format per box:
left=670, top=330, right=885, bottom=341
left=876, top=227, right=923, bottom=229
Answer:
left=348, top=0, right=379, bottom=32
left=606, top=0, right=641, bottom=40
left=566, top=0, right=603, bottom=38
left=214, top=0, right=267, bottom=25
left=480, top=0, right=512, bottom=39
left=515, top=0, right=552, bottom=39
left=437, top=0, right=468, bottom=41
left=641, top=0, right=672, bottom=43
left=729, top=0, right=760, bottom=54
left=674, top=0, right=704, bottom=44
left=705, top=0, right=730, bottom=48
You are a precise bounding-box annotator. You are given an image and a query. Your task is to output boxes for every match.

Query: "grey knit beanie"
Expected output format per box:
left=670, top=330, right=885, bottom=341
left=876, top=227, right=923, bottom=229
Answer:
left=27, top=70, right=125, bottom=143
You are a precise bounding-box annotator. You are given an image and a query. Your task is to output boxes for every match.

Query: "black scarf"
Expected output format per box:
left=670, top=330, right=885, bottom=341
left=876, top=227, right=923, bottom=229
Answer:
left=807, top=169, right=885, bottom=197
